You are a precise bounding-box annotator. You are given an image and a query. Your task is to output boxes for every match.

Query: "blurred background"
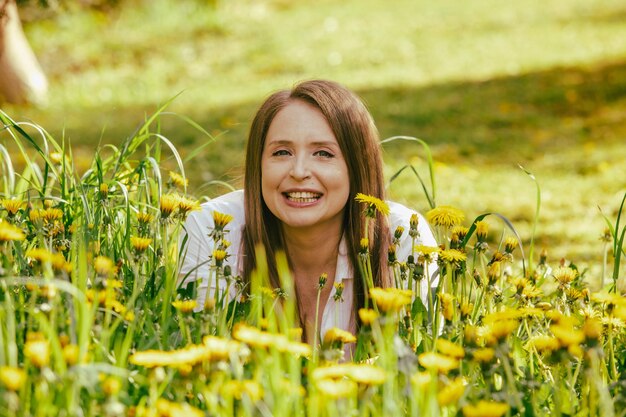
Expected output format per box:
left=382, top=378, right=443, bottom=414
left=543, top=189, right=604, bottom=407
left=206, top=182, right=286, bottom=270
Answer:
left=2, top=0, right=626, bottom=272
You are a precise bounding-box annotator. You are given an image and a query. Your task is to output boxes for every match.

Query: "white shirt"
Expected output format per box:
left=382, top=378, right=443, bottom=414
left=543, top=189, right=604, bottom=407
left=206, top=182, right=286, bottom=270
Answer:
left=179, top=190, right=438, bottom=338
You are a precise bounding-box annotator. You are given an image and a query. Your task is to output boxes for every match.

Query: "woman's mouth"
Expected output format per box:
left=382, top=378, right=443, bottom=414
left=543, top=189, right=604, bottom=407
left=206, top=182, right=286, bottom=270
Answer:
left=283, top=191, right=322, bottom=203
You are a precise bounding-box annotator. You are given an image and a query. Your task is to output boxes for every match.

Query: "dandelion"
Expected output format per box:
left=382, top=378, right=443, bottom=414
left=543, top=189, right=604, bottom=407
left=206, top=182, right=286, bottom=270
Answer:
left=1, top=198, right=25, bottom=216
left=418, top=352, right=459, bottom=374
left=102, top=377, right=122, bottom=396
left=26, top=247, right=53, bottom=263
left=202, top=335, right=242, bottom=361
left=369, top=287, right=413, bottom=313
left=168, top=171, right=188, bottom=189
left=451, top=225, right=469, bottom=242
left=409, top=213, right=420, bottom=238
left=155, top=399, right=205, bottom=417
left=312, top=364, right=386, bottom=385
left=358, top=308, right=378, bottom=326
left=99, top=183, right=109, bottom=199
left=437, top=377, right=465, bottom=406
left=355, top=193, right=390, bottom=217
left=323, top=327, right=357, bottom=345
left=94, top=256, right=116, bottom=277
left=213, top=210, right=234, bottom=229
left=212, top=249, right=227, bottom=267
left=504, top=236, right=518, bottom=254
left=394, top=225, right=405, bottom=241
left=436, top=338, right=465, bottom=359
left=0, top=221, right=26, bottom=241
left=472, top=347, right=495, bottom=364
left=414, top=244, right=440, bottom=261
left=63, top=344, right=80, bottom=365
left=462, top=400, right=509, bottom=417
left=129, top=345, right=211, bottom=368
left=475, top=220, right=489, bottom=241
left=177, top=196, right=201, bottom=219
left=360, top=237, right=369, bottom=253
left=49, top=151, right=64, bottom=164
left=333, top=282, right=345, bottom=302
left=439, top=293, right=455, bottom=322
left=41, top=207, right=63, bottom=223
left=221, top=380, right=263, bottom=402
left=130, top=236, right=152, bottom=252
left=315, top=377, right=357, bottom=399
left=172, top=299, right=197, bottom=313
left=136, top=211, right=154, bottom=225
left=24, top=339, right=50, bottom=368
left=411, top=371, right=432, bottom=389
left=160, top=194, right=180, bottom=219
left=426, top=205, right=465, bottom=227
left=0, top=366, right=26, bottom=391
left=553, top=266, right=577, bottom=287
left=529, top=335, right=560, bottom=354
left=438, top=249, right=467, bottom=264
left=318, top=272, right=328, bottom=289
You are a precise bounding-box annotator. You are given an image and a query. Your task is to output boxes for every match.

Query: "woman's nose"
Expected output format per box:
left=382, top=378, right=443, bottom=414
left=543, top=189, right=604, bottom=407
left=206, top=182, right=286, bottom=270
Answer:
left=290, top=156, right=311, bottom=180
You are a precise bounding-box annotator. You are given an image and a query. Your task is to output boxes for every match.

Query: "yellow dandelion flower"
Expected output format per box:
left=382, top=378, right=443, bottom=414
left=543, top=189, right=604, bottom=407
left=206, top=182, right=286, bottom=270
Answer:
left=232, top=324, right=277, bottom=349
left=41, top=207, right=63, bottom=223
left=591, top=291, right=625, bottom=307
left=130, top=236, right=152, bottom=252
left=553, top=266, right=577, bottom=287
left=212, top=210, right=234, bottom=229
left=413, top=244, right=440, bottom=256
left=99, top=183, right=109, bottom=198
left=136, top=211, right=154, bottom=225
left=26, top=247, right=53, bottom=263
left=355, top=193, right=390, bottom=216
left=1, top=198, right=25, bottom=215
left=94, top=256, right=116, bottom=276
left=172, top=299, right=197, bottom=313
left=426, top=205, right=465, bottom=227
left=168, top=171, right=188, bottom=189
left=202, top=335, right=242, bottom=361
left=451, top=225, right=469, bottom=241
left=49, top=151, right=64, bottom=164
left=156, top=399, right=205, bottom=417
left=315, top=377, right=357, bottom=399
left=102, top=377, right=122, bottom=396
left=221, top=380, right=263, bottom=402
left=358, top=308, right=378, bottom=326
left=312, top=364, right=386, bottom=385
left=323, top=327, right=357, bottom=345
left=437, top=377, right=465, bottom=406
left=418, top=351, right=459, bottom=374
left=438, top=293, right=455, bottom=322
left=462, top=400, right=509, bottom=417
left=0, top=221, right=26, bottom=241
left=472, top=347, right=495, bottom=364
left=551, top=324, right=584, bottom=348
left=438, top=249, right=467, bottom=263
left=369, top=287, right=413, bottom=313
left=460, top=301, right=474, bottom=318
left=0, top=366, right=26, bottom=391
left=582, top=318, right=603, bottom=342
left=177, top=196, right=201, bottom=218
left=160, top=194, right=180, bottom=218
left=360, top=237, right=369, bottom=252
left=529, top=335, right=560, bottom=354
left=63, top=344, right=80, bottom=365
left=24, top=339, right=50, bottom=368
left=484, top=320, right=518, bottom=344
left=435, top=338, right=465, bottom=359
left=129, top=345, right=211, bottom=368
left=504, top=237, right=518, bottom=254
left=475, top=220, right=489, bottom=241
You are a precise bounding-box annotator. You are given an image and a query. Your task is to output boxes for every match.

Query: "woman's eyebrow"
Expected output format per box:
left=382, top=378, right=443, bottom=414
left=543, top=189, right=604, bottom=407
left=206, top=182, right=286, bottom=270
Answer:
left=265, top=139, right=338, bottom=147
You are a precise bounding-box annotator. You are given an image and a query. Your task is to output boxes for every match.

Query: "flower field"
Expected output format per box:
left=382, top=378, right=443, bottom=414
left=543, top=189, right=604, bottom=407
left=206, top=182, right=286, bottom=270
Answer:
left=0, top=109, right=625, bottom=417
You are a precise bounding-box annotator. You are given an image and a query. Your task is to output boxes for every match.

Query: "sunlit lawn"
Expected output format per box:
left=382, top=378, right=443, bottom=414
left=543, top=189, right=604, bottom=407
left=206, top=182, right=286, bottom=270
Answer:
left=4, top=0, right=626, bottom=269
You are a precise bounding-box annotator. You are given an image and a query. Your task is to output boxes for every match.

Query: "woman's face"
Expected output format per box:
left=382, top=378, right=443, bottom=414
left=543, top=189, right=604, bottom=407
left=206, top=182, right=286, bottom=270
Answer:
left=261, top=99, right=350, bottom=232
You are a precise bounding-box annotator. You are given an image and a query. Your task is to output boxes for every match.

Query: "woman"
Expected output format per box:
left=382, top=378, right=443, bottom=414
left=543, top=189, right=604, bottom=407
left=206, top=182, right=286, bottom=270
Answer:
left=180, top=80, right=437, bottom=343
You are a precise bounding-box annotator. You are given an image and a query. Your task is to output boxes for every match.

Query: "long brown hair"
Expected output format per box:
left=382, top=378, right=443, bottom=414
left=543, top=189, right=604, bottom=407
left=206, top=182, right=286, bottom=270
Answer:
left=242, top=80, right=391, bottom=318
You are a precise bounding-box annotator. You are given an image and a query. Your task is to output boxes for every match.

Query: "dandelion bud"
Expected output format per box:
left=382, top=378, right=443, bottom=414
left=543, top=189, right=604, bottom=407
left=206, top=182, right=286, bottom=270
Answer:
left=394, top=226, right=404, bottom=241
left=539, top=248, right=548, bottom=265
left=409, top=213, right=419, bottom=238
left=388, top=244, right=397, bottom=264
left=99, top=183, right=109, bottom=199
left=504, top=237, right=518, bottom=254
left=487, top=262, right=501, bottom=286
left=412, top=263, right=424, bottom=281
left=475, top=220, right=489, bottom=241
left=438, top=293, right=455, bottom=322
left=407, top=255, right=415, bottom=265
left=224, top=265, right=232, bottom=277
left=360, top=238, right=369, bottom=253
left=600, top=227, right=612, bottom=243
left=318, top=272, right=328, bottom=289
left=213, top=249, right=227, bottom=267
left=333, top=283, right=345, bottom=302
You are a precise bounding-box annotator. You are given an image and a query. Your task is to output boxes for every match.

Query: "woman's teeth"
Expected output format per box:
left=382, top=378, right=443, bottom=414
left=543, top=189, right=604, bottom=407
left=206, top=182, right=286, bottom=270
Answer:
left=285, top=192, right=321, bottom=203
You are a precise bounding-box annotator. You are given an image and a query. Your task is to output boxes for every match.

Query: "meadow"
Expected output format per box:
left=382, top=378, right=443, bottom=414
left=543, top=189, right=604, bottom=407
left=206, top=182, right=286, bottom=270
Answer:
left=1, top=0, right=626, bottom=415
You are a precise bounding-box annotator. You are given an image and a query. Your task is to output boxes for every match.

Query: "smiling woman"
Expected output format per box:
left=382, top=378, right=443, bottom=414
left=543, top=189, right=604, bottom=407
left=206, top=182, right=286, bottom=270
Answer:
left=179, top=80, right=437, bottom=348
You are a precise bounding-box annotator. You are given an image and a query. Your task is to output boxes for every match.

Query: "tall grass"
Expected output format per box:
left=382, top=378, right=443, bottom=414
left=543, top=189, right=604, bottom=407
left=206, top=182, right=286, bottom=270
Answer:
left=0, top=110, right=625, bottom=416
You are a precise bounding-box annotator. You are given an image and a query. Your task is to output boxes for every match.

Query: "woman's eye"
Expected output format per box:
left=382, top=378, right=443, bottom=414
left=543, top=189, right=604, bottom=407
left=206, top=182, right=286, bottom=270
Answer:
left=272, top=149, right=291, bottom=156
left=315, top=150, right=334, bottom=158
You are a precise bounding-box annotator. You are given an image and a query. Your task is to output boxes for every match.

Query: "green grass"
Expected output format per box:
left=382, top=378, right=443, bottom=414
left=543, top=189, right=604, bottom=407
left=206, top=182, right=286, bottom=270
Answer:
left=3, top=0, right=626, bottom=268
